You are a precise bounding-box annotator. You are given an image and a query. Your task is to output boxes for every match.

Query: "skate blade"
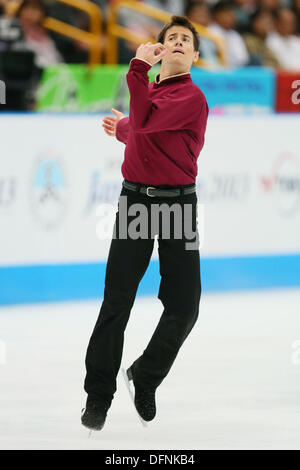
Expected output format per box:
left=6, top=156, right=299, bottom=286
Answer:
left=121, top=367, right=148, bottom=428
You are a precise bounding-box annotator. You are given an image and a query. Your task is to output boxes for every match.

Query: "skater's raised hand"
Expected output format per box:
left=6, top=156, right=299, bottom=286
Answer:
left=135, top=42, right=169, bottom=66
left=102, top=108, right=126, bottom=137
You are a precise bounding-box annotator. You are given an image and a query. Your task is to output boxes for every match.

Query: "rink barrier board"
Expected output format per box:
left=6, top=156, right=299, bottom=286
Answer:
left=0, top=253, right=300, bottom=305
left=36, top=65, right=275, bottom=113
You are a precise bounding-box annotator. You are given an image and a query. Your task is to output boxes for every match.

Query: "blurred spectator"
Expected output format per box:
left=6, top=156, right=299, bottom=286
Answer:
left=0, top=1, right=35, bottom=110
left=15, top=0, right=63, bottom=68
left=1, top=0, right=22, bottom=17
left=208, top=0, right=250, bottom=66
left=145, top=0, right=184, bottom=15
left=185, top=1, right=219, bottom=63
left=256, top=0, right=281, bottom=13
left=119, top=0, right=185, bottom=44
left=0, top=2, right=23, bottom=50
left=243, top=7, right=280, bottom=65
left=266, top=7, right=300, bottom=69
left=117, top=17, right=157, bottom=63
left=185, top=1, right=211, bottom=26
left=45, top=0, right=89, bottom=63
left=233, top=0, right=256, bottom=33
left=116, top=0, right=186, bottom=64
left=0, top=0, right=88, bottom=63
left=292, top=0, right=300, bottom=33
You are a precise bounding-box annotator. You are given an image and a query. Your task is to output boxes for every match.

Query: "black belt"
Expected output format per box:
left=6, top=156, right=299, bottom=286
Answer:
left=122, top=180, right=196, bottom=197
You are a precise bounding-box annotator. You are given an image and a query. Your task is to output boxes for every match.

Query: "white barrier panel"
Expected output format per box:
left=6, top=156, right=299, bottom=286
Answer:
left=0, top=114, right=300, bottom=267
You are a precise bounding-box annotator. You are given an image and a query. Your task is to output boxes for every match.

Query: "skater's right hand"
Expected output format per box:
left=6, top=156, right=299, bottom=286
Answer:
left=102, top=108, right=126, bottom=137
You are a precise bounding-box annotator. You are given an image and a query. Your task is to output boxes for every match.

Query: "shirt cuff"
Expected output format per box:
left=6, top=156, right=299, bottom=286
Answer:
left=116, top=116, right=128, bottom=130
left=129, top=57, right=152, bottom=69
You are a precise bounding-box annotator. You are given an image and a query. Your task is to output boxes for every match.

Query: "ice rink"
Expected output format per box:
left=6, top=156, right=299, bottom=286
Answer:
left=1, top=288, right=300, bottom=450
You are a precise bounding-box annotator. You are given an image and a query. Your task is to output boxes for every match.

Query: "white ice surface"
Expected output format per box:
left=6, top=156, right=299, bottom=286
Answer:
left=1, top=289, right=300, bottom=450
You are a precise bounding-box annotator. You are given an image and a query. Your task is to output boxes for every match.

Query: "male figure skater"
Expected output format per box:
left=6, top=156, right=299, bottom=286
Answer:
left=81, top=15, right=208, bottom=430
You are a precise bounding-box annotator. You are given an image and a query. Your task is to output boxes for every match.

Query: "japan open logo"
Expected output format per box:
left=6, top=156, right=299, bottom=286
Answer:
left=29, top=154, right=67, bottom=229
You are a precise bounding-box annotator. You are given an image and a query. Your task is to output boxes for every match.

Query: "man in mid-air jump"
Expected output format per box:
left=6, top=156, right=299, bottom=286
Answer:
left=81, top=15, right=209, bottom=431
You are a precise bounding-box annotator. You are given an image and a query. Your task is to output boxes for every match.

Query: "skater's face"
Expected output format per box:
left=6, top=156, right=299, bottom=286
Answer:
left=161, top=26, right=199, bottom=70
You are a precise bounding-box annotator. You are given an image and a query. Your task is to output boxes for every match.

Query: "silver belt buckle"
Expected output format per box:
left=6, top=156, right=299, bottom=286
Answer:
left=146, top=186, right=156, bottom=197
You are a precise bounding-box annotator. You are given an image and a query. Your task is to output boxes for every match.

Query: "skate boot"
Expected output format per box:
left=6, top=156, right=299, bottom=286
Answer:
left=127, top=366, right=156, bottom=421
left=81, top=402, right=108, bottom=431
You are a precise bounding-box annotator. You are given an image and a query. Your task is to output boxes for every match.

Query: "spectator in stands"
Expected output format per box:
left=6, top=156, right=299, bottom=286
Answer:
left=292, top=0, right=300, bottom=33
left=208, top=0, right=250, bottom=66
left=185, top=1, right=219, bottom=64
left=46, top=0, right=89, bottom=63
left=256, top=0, right=280, bottom=14
left=0, top=0, right=24, bottom=49
left=185, top=1, right=212, bottom=28
left=121, top=0, right=186, bottom=47
left=1, top=0, right=22, bottom=17
left=15, top=0, right=63, bottom=68
left=145, top=0, right=185, bottom=16
left=243, top=7, right=280, bottom=66
left=232, top=0, right=256, bottom=33
left=266, top=7, right=300, bottom=69
left=117, top=0, right=186, bottom=64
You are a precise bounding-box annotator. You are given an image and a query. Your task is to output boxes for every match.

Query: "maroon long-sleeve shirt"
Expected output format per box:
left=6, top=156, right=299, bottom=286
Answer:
left=116, top=58, right=209, bottom=186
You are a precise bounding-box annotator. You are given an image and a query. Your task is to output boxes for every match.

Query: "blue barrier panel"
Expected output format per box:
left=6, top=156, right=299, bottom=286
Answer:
left=1, top=254, right=300, bottom=305
left=191, top=67, right=276, bottom=114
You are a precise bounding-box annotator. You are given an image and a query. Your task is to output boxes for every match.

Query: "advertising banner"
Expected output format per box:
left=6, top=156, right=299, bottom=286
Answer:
left=37, top=65, right=276, bottom=114
left=276, top=70, right=300, bottom=113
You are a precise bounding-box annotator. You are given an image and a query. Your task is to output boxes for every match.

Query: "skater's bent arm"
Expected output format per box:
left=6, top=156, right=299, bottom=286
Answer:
left=126, top=58, right=206, bottom=134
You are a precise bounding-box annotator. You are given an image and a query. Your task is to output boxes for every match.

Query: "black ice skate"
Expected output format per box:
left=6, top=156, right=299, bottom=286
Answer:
left=122, top=366, right=156, bottom=424
left=81, top=402, right=107, bottom=431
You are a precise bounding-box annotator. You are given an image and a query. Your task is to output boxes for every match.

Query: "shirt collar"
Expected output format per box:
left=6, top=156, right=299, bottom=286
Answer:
left=154, top=71, right=191, bottom=87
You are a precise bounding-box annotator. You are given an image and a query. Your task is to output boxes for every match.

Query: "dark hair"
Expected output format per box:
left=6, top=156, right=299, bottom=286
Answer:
left=15, top=0, right=47, bottom=19
left=157, top=15, right=200, bottom=51
left=272, top=6, right=296, bottom=21
left=211, top=0, right=235, bottom=15
left=185, top=1, right=208, bottom=18
left=250, top=7, right=272, bottom=24
left=245, top=7, right=273, bottom=34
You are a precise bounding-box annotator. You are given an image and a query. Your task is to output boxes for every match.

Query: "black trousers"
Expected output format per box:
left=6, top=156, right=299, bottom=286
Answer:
left=84, top=181, right=201, bottom=409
